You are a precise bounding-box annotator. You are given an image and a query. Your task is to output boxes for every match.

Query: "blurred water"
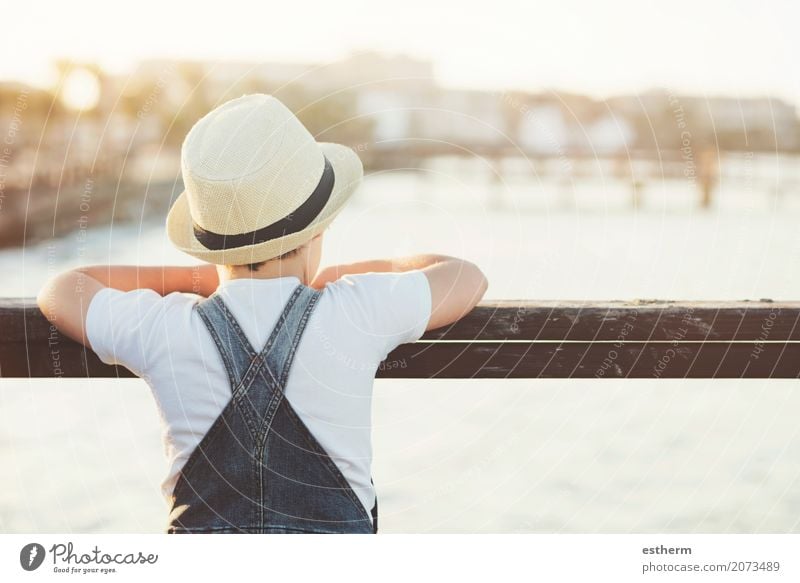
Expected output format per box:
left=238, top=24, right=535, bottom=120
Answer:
left=1, top=166, right=799, bottom=532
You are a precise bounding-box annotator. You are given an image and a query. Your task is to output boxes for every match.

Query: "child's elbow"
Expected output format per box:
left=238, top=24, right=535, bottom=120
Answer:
left=36, top=279, right=56, bottom=321
left=466, top=261, right=488, bottom=301
left=36, top=270, right=79, bottom=322
left=477, top=267, right=489, bottom=298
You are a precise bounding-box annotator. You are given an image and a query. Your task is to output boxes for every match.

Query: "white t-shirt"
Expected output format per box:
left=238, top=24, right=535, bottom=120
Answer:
left=86, top=271, right=431, bottom=515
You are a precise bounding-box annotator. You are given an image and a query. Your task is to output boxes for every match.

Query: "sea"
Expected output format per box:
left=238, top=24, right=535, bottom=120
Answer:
left=1, top=157, right=799, bottom=533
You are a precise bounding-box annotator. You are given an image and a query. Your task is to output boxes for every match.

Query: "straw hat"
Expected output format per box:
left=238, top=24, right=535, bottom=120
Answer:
left=166, top=94, right=363, bottom=265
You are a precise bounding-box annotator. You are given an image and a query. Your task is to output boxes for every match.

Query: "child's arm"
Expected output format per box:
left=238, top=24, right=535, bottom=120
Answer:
left=311, top=254, right=454, bottom=286
left=36, top=264, right=219, bottom=348
left=310, top=254, right=488, bottom=331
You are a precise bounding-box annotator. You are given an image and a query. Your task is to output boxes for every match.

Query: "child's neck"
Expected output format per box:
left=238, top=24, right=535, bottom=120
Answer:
left=217, top=260, right=311, bottom=286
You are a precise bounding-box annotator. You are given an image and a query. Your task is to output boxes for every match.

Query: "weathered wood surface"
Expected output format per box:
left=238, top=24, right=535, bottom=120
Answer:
left=421, top=300, right=800, bottom=341
left=1, top=298, right=798, bottom=379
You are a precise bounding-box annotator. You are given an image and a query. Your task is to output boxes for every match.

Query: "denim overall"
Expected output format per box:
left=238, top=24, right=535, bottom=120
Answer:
left=167, top=284, right=378, bottom=534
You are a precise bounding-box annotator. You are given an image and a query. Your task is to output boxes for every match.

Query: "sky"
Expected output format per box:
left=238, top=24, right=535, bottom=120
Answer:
left=3, top=0, right=799, bottom=103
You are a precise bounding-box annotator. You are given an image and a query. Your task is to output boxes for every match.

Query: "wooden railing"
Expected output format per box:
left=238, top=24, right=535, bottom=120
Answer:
left=1, top=299, right=798, bottom=379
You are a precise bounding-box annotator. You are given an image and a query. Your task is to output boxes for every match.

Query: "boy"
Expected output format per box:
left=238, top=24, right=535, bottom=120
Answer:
left=37, top=94, right=488, bottom=533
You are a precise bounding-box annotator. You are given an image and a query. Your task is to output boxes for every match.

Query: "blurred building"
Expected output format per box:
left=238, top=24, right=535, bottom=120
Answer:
left=1, top=53, right=799, bottom=245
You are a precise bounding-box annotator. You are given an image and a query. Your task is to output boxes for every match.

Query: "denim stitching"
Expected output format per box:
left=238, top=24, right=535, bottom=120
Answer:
left=174, top=301, right=258, bottom=490
left=169, top=432, right=255, bottom=528
left=256, top=288, right=371, bottom=525
left=170, top=284, right=375, bottom=534
left=210, top=296, right=263, bottom=438
left=196, top=301, right=240, bottom=393
left=232, top=285, right=304, bottom=398
left=255, top=288, right=316, bottom=442
left=196, top=300, right=258, bottom=439
left=222, top=287, right=304, bottom=444
left=204, top=288, right=303, bottom=530
left=259, top=287, right=307, bottom=525
left=281, top=401, right=372, bottom=523
left=212, top=295, right=257, bottom=357
left=223, top=284, right=305, bottom=527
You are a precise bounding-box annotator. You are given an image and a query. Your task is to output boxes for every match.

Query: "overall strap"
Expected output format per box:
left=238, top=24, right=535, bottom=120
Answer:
left=181, top=285, right=376, bottom=533
left=250, top=284, right=321, bottom=393
left=194, top=284, right=308, bottom=439
left=245, top=284, right=321, bottom=436
left=195, top=284, right=304, bottom=391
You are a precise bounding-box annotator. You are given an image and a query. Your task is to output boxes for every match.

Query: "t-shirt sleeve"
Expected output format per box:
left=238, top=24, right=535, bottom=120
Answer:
left=333, top=270, right=432, bottom=357
left=85, top=287, right=173, bottom=377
